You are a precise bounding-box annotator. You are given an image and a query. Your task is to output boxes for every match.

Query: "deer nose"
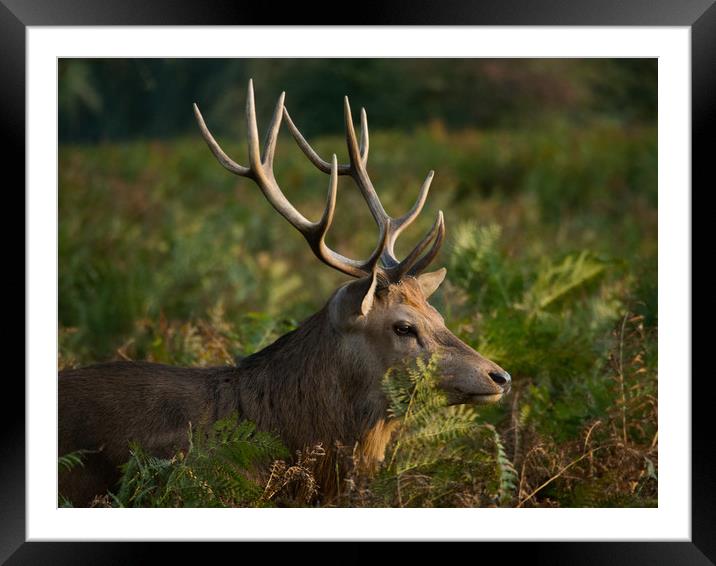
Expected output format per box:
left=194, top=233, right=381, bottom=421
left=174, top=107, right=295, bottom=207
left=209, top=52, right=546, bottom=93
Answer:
left=488, top=370, right=511, bottom=391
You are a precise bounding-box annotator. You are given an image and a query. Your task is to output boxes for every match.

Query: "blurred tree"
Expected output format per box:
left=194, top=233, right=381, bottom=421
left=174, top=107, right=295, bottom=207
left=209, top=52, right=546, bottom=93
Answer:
left=586, top=59, right=658, bottom=123
left=58, top=58, right=656, bottom=143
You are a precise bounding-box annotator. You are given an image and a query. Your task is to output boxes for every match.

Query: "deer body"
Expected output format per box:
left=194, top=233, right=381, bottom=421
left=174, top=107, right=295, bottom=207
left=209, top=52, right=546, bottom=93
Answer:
left=59, top=82, right=511, bottom=506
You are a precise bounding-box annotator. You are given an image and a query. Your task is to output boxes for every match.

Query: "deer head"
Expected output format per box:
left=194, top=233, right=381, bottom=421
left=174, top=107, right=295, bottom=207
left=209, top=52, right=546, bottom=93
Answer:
left=193, top=81, right=511, bottom=407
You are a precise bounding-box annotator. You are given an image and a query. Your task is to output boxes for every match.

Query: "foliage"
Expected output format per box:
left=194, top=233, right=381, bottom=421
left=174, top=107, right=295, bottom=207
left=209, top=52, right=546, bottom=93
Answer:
left=260, top=444, right=327, bottom=506
left=58, top=120, right=655, bottom=364
left=110, top=415, right=288, bottom=507
left=59, top=109, right=657, bottom=507
left=58, top=449, right=93, bottom=507
left=363, top=356, right=519, bottom=507
left=444, top=222, right=657, bottom=506
left=58, top=449, right=91, bottom=473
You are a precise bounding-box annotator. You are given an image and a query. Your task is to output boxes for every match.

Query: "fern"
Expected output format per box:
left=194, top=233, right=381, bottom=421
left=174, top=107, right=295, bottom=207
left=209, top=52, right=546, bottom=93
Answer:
left=523, top=251, right=607, bottom=314
left=58, top=494, right=75, bottom=508
left=57, top=450, right=91, bottom=507
left=58, top=449, right=92, bottom=472
left=112, top=414, right=288, bottom=507
left=376, top=356, right=518, bottom=507
left=449, top=223, right=511, bottom=310
left=483, top=424, right=518, bottom=506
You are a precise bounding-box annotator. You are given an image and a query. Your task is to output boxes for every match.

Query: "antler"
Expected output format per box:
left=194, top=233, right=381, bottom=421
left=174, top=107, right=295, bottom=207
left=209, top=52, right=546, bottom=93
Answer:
left=283, top=96, right=444, bottom=280
left=193, top=80, right=444, bottom=281
left=193, top=80, right=387, bottom=279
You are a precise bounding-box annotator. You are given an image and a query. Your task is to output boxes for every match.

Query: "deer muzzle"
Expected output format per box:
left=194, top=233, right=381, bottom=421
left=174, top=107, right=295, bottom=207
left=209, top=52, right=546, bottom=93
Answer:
left=437, top=357, right=512, bottom=406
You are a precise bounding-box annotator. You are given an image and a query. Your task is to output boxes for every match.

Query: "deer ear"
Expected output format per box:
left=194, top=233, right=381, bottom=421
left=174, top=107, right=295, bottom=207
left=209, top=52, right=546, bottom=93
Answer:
left=417, top=268, right=447, bottom=298
left=358, top=269, right=379, bottom=316
left=331, top=270, right=379, bottom=324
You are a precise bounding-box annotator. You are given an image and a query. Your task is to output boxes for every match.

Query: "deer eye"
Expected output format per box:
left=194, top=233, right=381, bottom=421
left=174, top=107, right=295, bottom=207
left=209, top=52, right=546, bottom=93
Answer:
left=393, top=322, right=415, bottom=337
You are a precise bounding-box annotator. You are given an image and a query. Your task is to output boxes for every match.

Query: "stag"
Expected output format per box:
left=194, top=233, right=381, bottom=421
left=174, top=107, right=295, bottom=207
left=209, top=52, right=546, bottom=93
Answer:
left=59, top=81, right=511, bottom=506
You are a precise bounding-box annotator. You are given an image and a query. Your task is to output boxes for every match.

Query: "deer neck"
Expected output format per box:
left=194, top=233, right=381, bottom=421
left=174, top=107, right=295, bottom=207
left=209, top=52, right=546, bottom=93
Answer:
left=235, top=306, right=388, bottom=453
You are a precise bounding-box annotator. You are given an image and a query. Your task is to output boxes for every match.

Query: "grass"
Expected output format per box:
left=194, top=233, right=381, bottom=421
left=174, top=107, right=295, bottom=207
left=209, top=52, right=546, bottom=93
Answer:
left=59, top=117, right=657, bottom=507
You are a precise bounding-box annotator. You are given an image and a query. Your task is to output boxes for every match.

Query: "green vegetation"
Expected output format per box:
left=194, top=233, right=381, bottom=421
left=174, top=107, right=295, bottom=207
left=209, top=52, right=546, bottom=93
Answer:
left=361, top=357, right=520, bottom=508
left=59, top=101, right=657, bottom=507
left=112, top=417, right=287, bottom=508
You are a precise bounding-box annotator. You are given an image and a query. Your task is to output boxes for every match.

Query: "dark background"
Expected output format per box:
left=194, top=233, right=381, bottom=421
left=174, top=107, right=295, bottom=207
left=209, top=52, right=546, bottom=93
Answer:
left=59, top=58, right=656, bottom=142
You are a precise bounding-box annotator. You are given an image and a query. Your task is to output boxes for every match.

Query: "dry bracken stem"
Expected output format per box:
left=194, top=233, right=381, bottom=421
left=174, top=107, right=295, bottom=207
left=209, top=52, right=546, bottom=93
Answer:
left=116, top=338, right=134, bottom=361
left=617, top=313, right=629, bottom=446
left=510, top=390, right=521, bottom=468
left=517, top=444, right=543, bottom=502
left=583, top=420, right=601, bottom=478
left=583, top=420, right=602, bottom=451
left=260, top=461, right=281, bottom=501
left=335, top=458, right=341, bottom=500
left=516, top=444, right=618, bottom=507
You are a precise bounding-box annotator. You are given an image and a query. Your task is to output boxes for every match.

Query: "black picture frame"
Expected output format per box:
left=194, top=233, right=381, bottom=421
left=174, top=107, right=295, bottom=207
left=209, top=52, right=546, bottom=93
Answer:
left=5, top=1, right=711, bottom=563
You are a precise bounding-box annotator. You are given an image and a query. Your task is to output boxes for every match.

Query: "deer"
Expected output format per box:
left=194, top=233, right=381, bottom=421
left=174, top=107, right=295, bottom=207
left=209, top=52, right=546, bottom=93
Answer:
left=58, top=80, right=511, bottom=506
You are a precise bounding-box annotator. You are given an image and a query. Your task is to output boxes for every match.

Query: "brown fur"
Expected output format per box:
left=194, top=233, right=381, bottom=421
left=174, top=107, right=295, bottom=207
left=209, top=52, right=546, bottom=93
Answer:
left=357, top=418, right=402, bottom=471
left=59, top=276, right=509, bottom=506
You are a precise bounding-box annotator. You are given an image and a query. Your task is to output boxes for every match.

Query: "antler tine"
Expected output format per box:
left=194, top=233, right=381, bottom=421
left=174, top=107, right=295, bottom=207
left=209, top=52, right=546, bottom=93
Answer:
left=343, top=97, right=364, bottom=168
left=195, top=80, right=390, bottom=280
left=306, top=154, right=387, bottom=278
left=343, top=97, right=391, bottom=232
left=383, top=170, right=434, bottom=262
left=392, top=210, right=444, bottom=279
left=310, top=155, right=373, bottom=277
left=359, top=108, right=369, bottom=164
left=245, top=79, right=264, bottom=171
left=262, top=89, right=286, bottom=168
left=282, top=107, right=367, bottom=175
left=282, top=109, right=343, bottom=173
left=406, top=211, right=446, bottom=277
left=193, top=103, right=250, bottom=176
